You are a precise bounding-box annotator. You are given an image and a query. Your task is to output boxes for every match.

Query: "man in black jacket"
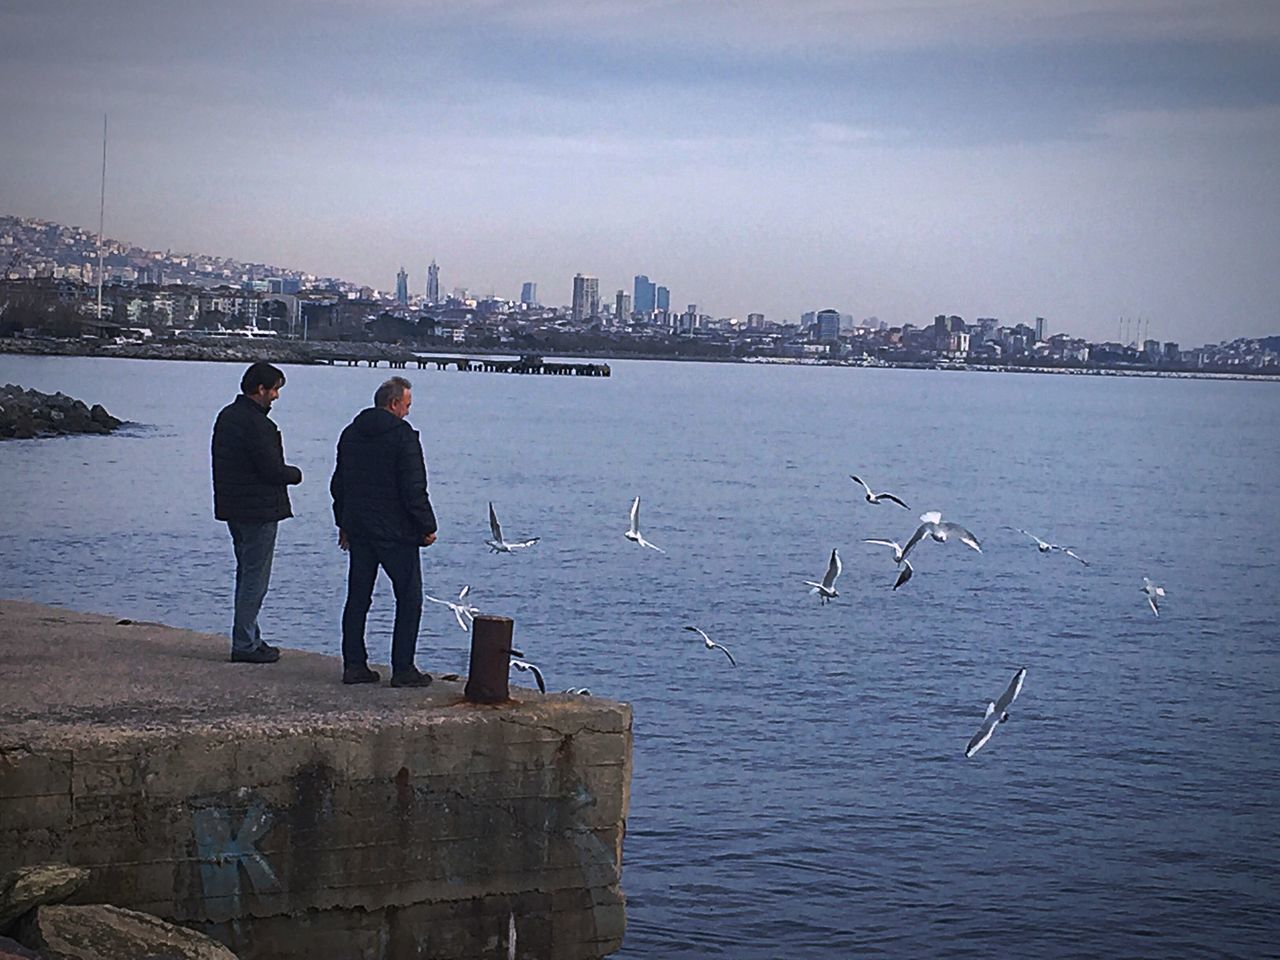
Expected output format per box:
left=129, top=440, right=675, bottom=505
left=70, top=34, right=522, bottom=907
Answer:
left=331, top=376, right=438, bottom=687
left=211, top=362, right=303, bottom=664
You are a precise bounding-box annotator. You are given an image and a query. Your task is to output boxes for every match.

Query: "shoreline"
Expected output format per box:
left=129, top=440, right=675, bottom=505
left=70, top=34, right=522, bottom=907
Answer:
left=1, top=337, right=1276, bottom=382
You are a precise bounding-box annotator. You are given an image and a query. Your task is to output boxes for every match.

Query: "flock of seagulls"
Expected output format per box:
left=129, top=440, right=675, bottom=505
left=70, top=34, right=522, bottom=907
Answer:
left=422, top=474, right=1167, bottom=760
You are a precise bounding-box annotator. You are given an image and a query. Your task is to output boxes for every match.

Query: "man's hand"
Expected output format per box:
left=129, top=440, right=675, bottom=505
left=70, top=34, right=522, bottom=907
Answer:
left=338, top=529, right=349, bottom=551
left=423, top=532, right=437, bottom=547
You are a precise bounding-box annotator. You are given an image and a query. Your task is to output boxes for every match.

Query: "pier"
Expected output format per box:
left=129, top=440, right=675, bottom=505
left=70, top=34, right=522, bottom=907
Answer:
left=318, top=354, right=612, bottom=376
left=0, top=600, right=631, bottom=960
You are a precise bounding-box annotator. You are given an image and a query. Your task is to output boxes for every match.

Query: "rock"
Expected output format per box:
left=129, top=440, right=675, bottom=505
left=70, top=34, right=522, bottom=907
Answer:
left=0, top=865, right=90, bottom=933
left=17, top=905, right=237, bottom=960
left=0, top=388, right=120, bottom=440
left=0, top=934, right=42, bottom=959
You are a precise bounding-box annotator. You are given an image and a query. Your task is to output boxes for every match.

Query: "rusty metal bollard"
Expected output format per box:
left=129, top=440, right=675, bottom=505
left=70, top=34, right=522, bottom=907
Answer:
left=464, top=615, right=514, bottom=703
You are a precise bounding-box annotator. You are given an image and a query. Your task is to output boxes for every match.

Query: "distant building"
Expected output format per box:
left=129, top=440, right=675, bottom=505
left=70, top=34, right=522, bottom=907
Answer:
left=815, top=308, right=841, bottom=343
left=571, top=273, right=599, bottom=322
left=426, top=260, right=439, bottom=304
left=655, top=285, right=670, bottom=312
left=747, top=312, right=764, bottom=329
left=1035, top=316, right=1046, bottom=341
left=520, top=281, right=537, bottom=307
left=634, top=275, right=656, bottom=314
left=615, top=289, right=631, bottom=324
left=395, top=267, right=408, bottom=307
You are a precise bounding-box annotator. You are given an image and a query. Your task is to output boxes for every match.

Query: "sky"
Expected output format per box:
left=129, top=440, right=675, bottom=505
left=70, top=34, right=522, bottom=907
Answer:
left=2, top=0, right=1278, bottom=344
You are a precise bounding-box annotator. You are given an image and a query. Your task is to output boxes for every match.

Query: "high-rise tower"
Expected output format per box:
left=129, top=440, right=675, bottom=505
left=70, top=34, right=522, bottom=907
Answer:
left=426, top=260, right=440, bottom=304
left=633, top=275, right=656, bottom=314
left=395, top=266, right=409, bottom=306
left=571, top=273, right=599, bottom=322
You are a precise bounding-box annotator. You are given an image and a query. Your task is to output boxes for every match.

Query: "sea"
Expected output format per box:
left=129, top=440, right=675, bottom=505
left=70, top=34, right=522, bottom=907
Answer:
left=1, top=354, right=1278, bottom=958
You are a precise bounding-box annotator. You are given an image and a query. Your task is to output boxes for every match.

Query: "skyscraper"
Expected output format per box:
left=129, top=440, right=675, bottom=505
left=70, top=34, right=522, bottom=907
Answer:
left=571, top=273, right=599, bottom=322
left=520, top=282, right=538, bottom=307
left=395, top=266, right=408, bottom=307
left=1034, top=316, right=1046, bottom=341
left=426, top=260, right=439, bottom=304
left=655, top=285, right=670, bottom=312
left=615, top=290, right=632, bottom=324
left=633, top=275, right=656, bottom=314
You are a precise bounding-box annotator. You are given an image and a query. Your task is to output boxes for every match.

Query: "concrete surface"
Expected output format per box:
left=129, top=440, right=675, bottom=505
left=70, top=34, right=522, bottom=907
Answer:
left=0, top=600, right=632, bottom=959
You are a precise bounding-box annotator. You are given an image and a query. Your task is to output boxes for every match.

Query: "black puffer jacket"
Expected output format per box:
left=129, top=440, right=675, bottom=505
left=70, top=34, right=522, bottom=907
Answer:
left=330, top=407, right=437, bottom=545
left=211, top=395, right=303, bottom=522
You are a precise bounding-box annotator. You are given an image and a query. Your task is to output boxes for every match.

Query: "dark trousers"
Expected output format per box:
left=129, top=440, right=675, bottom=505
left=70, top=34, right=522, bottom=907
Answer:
left=341, top=538, right=423, bottom=673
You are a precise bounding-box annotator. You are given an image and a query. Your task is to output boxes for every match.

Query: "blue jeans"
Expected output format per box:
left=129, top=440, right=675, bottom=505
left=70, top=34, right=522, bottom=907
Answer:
left=342, top=538, right=422, bottom=673
left=227, top=520, right=278, bottom=654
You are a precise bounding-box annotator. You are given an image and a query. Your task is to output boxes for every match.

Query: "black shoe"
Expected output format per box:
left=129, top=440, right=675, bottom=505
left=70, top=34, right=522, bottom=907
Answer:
left=390, top=668, right=433, bottom=688
left=231, top=644, right=280, bottom=664
left=343, top=665, right=381, bottom=685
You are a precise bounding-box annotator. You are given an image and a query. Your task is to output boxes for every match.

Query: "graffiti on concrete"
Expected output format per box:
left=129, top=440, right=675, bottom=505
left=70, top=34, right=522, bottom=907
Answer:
left=192, top=796, right=280, bottom=918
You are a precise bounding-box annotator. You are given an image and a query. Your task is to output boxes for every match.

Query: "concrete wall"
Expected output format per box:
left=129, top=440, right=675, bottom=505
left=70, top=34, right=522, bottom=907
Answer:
left=0, top=601, right=632, bottom=959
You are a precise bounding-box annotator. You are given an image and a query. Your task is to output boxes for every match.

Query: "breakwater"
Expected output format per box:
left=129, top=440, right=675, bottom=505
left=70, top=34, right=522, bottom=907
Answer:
left=0, top=601, right=632, bottom=960
left=0, top=385, right=122, bottom=440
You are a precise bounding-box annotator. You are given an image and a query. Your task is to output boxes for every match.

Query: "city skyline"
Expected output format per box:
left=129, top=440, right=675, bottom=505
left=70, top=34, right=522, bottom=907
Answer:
left=2, top=1, right=1278, bottom=344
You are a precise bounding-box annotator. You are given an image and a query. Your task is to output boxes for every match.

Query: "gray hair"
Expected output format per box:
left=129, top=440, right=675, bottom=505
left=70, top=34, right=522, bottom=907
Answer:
left=374, top=376, right=412, bottom=409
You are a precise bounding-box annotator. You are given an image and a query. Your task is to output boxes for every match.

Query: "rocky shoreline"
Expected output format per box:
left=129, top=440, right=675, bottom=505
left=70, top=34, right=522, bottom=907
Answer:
left=0, top=385, right=123, bottom=440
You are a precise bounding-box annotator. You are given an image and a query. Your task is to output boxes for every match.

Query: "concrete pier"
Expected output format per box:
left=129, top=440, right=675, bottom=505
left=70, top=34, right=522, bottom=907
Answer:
left=0, top=600, right=631, bottom=959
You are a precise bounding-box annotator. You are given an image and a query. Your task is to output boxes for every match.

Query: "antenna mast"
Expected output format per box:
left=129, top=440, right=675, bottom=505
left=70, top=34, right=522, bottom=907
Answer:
left=96, top=114, right=107, bottom=319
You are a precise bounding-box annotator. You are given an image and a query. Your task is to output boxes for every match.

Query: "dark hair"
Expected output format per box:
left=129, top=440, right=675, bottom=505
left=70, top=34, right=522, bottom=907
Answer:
left=241, top=362, right=286, bottom=395
left=374, top=376, right=412, bottom=409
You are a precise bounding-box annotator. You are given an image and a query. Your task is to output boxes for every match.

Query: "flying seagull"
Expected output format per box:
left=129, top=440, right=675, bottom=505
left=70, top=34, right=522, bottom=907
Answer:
left=965, top=667, right=1027, bottom=758
left=684, top=626, right=737, bottom=666
left=510, top=658, right=546, bottom=694
left=850, top=475, right=910, bottom=509
left=864, top=538, right=907, bottom=565
left=624, top=496, right=665, bottom=553
left=901, top=511, right=982, bottom=562
left=1015, top=528, right=1089, bottom=565
left=424, top=584, right=479, bottom=631
left=804, top=548, right=842, bottom=603
left=486, top=502, right=540, bottom=553
left=1141, top=577, right=1166, bottom=617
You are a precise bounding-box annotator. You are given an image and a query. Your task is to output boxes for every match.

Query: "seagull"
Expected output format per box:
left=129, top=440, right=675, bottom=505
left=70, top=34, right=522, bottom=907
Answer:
left=424, top=584, right=479, bottom=631
left=900, top=511, right=982, bottom=562
left=683, top=626, right=737, bottom=666
left=1015, top=528, right=1089, bottom=565
left=486, top=501, right=540, bottom=554
left=624, top=496, right=665, bottom=553
left=850, top=475, right=910, bottom=509
left=893, top=559, right=914, bottom=591
left=965, top=667, right=1026, bottom=758
left=804, top=548, right=842, bottom=603
left=1141, top=577, right=1166, bottom=617
left=510, top=658, right=546, bottom=694
left=864, top=538, right=906, bottom=565
left=563, top=687, right=593, bottom=696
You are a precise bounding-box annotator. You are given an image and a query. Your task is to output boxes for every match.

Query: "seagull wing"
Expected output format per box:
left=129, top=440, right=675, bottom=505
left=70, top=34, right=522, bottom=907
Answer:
left=918, top=510, right=943, bottom=524
left=452, top=605, right=470, bottom=631
left=488, top=502, right=503, bottom=542
left=900, top=522, right=932, bottom=561
left=1064, top=548, right=1089, bottom=565
left=965, top=710, right=1000, bottom=758
left=424, top=593, right=451, bottom=607
left=850, top=475, right=873, bottom=497
left=711, top=642, right=737, bottom=666
left=863, top=538, right=900, bottom=550
left=879, top=492, right=910, bottom=509
left=938, top=522, right=982, bottom=553
left=1148, top=595, right=1160, bottom=617
left=822, top=549, right=842, bottom=590
left=509, top=537, right=540, bottom=549
left=684, top=626, right=712, bottom=645
left=994, top=667, right=1026, bottom=715
left=629, top=496, right=640, bottom=535
left=892, top=559, right=913, bottom=591
left=459, top=584, right=471, bottom=601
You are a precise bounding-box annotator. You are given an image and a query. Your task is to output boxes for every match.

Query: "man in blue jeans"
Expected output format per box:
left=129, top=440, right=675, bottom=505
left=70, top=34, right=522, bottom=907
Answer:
left=211, top=362, right=303, bottom=663
left=331, top=376, right=438, bottom=687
